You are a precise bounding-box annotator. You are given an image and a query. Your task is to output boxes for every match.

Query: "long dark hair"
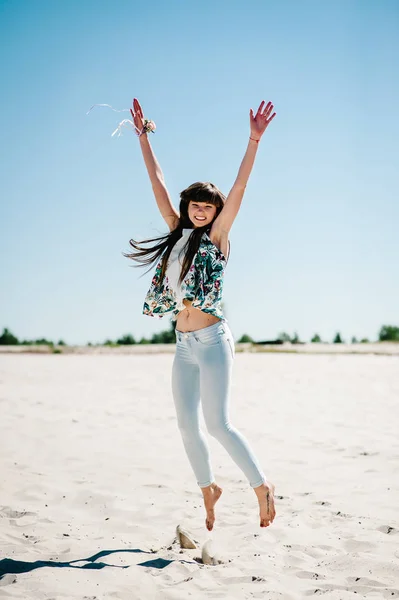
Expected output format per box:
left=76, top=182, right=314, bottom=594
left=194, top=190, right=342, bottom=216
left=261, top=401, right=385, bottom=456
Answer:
left=123, top=182, right=226, bottom=284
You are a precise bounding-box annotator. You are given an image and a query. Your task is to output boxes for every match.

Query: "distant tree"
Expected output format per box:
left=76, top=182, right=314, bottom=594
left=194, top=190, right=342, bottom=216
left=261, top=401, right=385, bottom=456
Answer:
left=351, top=336, right=358, bottom=344
left=116, top=334, right=136, bottom=345
left=333, top=332, right=343, bottom=344
left=360, top=338, right=369, bottom=343
left=138, top=337, right=150, bottom=345
left=238, top=334, right=254, bottom=343
left=379, top=325, right=399, bottom=342
left=150, top=321, right=176, bottom=344
left=311, top=334, right=321, bottom=343
left=277, top=331, right=291, bottom=342
left=87, top=342, right=93, bottom=347
left=58, top=340, right=66, bottom=346
left=291, top=332, right=301, bottom=344
left=0, top=328, right=19, bottom=345
left=34, top=338, right=54, bottom=346
left=151, top=329, right=175, bottom=344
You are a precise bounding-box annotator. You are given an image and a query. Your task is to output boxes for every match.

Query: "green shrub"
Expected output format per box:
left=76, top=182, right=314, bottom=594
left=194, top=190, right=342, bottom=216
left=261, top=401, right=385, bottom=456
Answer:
left=237, top=334, right=253, bottom=343
left=116, top=334, right=136, bottom=345
left=379, top=325, right=399, bottom=342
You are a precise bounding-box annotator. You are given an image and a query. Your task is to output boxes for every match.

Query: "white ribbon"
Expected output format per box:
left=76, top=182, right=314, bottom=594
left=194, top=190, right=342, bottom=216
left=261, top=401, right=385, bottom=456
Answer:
left=86, top=103, right=142, bottom=137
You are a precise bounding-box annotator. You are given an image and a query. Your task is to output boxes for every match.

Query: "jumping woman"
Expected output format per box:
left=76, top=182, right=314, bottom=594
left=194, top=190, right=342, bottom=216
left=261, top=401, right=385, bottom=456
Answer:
left=125, top=97, right=276, bottom=531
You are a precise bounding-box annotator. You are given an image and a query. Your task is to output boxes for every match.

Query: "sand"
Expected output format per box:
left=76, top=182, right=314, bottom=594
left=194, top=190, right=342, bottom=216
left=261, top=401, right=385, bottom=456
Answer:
left=0, top=352, right=398, bottom=599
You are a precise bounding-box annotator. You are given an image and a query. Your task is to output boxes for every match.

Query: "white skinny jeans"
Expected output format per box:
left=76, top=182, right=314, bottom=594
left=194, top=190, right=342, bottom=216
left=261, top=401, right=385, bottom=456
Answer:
left=172, top=320, right=266, bottom=488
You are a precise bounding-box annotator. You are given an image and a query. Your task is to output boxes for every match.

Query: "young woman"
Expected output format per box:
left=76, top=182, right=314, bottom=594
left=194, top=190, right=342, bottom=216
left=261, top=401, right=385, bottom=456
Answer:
left=125, top=97, right=276, bottom=531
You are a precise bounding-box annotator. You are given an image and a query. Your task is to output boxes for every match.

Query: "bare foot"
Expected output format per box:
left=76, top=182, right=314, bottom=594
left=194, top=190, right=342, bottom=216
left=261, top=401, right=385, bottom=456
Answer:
left=254, top=481, right=276, bottom=528
left=201, top=482, right=223, bottom=531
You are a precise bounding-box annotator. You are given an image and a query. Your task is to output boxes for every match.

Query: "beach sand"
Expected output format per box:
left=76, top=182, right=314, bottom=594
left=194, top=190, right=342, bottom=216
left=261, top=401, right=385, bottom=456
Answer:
left=1, top=352, right=398, bottom=599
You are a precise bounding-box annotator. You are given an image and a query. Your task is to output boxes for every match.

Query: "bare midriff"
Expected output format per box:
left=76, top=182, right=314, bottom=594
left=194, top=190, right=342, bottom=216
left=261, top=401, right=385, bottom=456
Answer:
left=175, top=298, right=221, bottom=333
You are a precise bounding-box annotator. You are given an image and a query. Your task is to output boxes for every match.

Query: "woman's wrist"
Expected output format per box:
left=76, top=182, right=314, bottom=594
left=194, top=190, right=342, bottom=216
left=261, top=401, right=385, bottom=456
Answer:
left=249, top=135, right=260, bottom=143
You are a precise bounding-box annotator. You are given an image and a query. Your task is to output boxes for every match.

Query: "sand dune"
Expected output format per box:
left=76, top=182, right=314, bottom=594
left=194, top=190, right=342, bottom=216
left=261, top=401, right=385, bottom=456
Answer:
left=1, top=353, right=398, bottom=599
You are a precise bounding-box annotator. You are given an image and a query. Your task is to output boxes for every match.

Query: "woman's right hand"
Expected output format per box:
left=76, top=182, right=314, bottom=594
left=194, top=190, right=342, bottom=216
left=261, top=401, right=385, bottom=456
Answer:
left=130, top=98, right=145, bottom=135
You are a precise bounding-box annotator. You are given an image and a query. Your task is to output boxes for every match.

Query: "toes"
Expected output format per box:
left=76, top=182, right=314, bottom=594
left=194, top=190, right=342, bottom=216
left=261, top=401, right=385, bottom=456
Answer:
left=260, top=519, right=270, bottom=528
left=206, top=511, right=215, bottom=531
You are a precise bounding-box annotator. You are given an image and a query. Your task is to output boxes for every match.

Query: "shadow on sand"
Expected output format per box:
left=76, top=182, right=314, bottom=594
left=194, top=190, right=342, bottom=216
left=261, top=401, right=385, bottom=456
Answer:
left=0, top=547, right=197, bottom=583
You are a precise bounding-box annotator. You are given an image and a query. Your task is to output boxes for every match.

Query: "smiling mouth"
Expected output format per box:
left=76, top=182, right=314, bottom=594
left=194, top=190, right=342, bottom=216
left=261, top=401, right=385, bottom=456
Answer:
left=195, top=216, right=206, bottom=221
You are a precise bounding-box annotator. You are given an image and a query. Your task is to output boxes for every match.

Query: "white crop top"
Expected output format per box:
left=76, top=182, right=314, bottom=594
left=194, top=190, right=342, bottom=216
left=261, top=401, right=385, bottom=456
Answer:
left=164, top=228, right=193, bottom=310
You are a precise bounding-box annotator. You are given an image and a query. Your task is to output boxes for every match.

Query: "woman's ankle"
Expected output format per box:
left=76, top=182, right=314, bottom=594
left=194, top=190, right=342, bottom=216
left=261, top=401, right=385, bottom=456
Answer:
left=200, top=481, right=218, bottom=495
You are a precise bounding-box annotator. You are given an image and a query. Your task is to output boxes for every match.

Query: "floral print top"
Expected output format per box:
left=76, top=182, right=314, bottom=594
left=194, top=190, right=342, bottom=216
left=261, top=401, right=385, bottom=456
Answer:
left=143, top=231, right=228, bottom=321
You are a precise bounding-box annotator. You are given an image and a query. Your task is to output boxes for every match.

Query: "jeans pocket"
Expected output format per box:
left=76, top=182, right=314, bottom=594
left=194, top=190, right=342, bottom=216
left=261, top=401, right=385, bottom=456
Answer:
left=195, top=334, right=222, bottom=348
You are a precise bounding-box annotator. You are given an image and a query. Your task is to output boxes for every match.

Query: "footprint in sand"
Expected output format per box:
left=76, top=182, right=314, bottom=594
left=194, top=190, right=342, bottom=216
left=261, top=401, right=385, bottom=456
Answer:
left=0, top=574, right=17, bottom=587
left=176, top=524, right=197, bottom=549
left=377, top=525, right=397, bottom=535
left=310, top=582, right=399, bottom=599
left=0, top=507, right=36, bottom=519
left=201, top=539, right=224, bottom=565
left=175, top=524, right=224, bottom=565
left=320, top=577, right=399, bottom=599
left=343, top=538, right=377, bottom=553
left=295, top=571, right=326, bottom=580
left=346, top=576, right=385, bottom=587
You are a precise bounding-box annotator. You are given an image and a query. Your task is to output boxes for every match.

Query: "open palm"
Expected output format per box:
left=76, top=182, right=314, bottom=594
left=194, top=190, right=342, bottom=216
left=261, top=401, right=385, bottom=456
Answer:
left=130, top=98, right=145, bottom=134
left=250, top=101, right=276, bottom=140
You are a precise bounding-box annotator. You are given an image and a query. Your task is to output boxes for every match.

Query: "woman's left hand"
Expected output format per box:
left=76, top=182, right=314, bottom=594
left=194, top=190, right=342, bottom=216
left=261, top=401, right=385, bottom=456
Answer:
left=250, top=100, right=276, bottom=140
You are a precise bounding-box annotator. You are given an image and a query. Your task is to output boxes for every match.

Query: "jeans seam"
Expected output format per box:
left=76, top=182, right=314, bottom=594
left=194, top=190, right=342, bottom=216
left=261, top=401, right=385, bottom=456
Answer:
left=227, top=337, right=235, bottom=359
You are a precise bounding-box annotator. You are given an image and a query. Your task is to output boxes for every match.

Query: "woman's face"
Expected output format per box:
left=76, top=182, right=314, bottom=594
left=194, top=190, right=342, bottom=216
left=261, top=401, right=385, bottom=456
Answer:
left=188, top=201, right=217, bottom=228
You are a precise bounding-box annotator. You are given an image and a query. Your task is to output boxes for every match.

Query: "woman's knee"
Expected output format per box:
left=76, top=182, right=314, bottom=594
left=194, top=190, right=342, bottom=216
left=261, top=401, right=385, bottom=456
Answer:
left=206, top=419, right=232, bottom=439
left=177, top=419, right=201, bottom=440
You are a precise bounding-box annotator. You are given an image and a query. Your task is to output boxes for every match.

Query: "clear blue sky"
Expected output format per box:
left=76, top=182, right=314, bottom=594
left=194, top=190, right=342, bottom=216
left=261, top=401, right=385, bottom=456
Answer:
left=1, top=0, right=398, bottom=344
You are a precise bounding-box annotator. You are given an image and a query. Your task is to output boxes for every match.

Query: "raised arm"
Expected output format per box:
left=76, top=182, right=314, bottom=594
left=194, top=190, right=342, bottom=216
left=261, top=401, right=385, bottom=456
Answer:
left=131, top=98, right=179, bottom=232
left=211, top=100, right=276, bottom=238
